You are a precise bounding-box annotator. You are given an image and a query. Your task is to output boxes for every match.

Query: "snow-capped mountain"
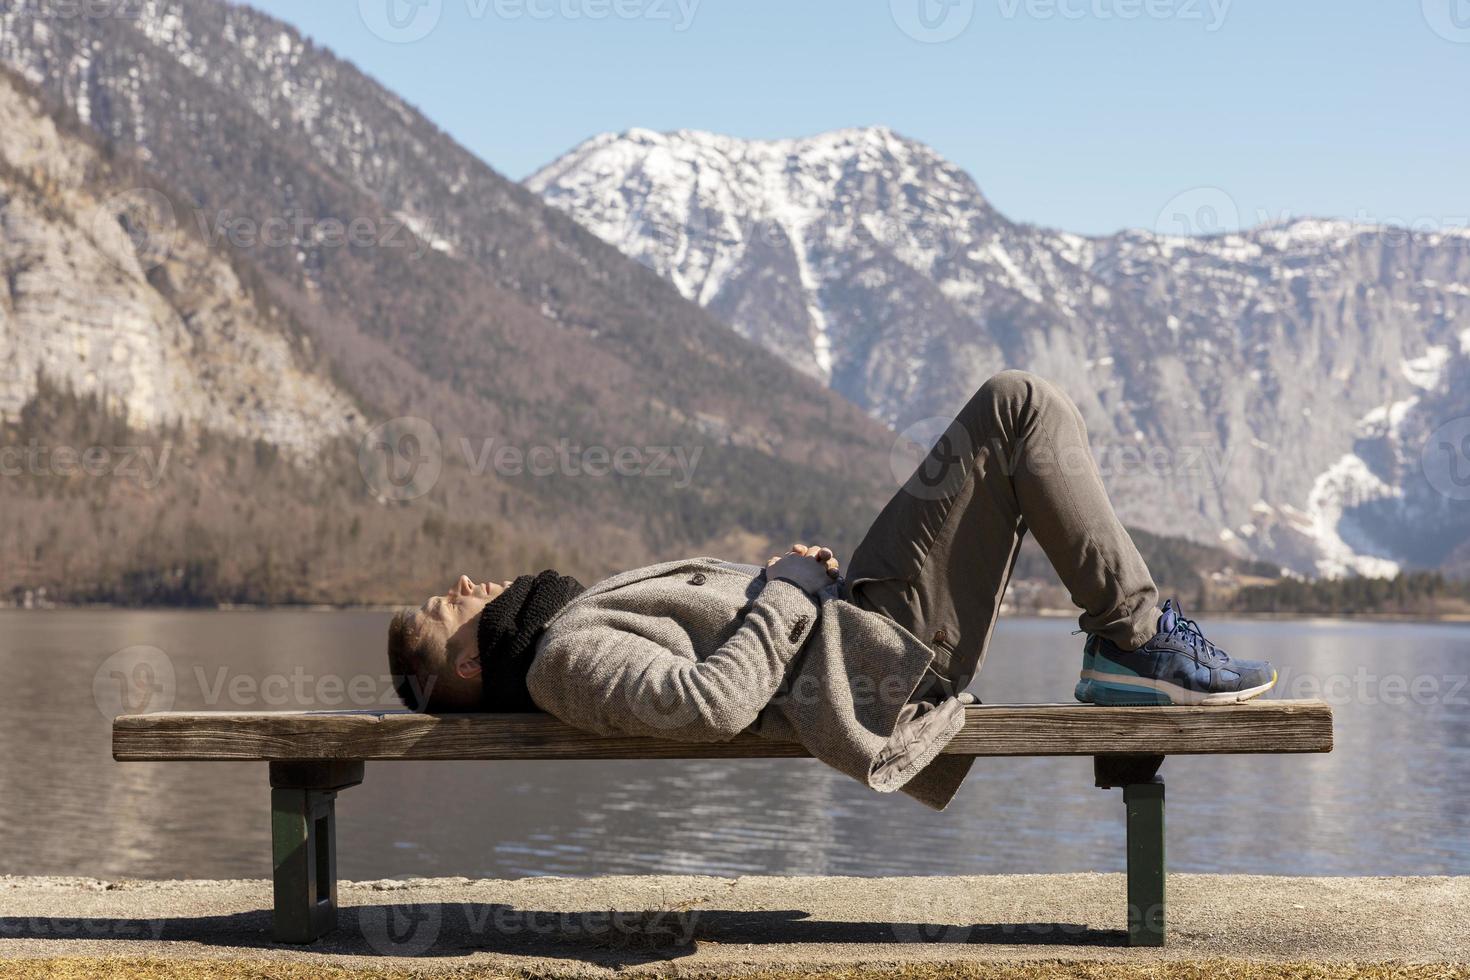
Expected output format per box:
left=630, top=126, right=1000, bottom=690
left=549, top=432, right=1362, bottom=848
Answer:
left=529, top=127, right=1470, bottom=577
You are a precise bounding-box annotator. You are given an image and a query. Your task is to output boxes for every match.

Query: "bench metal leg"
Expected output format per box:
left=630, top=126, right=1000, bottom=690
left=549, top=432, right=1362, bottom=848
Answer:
left=269, top=761, right=364, bottom=944
left=1123, top=779, right=1165, bottom=947
left=1095, top=755, right=1166, bottom=947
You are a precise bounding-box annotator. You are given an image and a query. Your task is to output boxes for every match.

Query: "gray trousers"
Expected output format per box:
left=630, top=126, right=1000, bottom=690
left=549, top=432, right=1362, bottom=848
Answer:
left=847, top=370, right=1160, bottom=693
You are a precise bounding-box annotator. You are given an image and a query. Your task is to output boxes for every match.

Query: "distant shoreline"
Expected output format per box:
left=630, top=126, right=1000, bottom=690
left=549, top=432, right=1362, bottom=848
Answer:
left=0, top=602, right=404, bottom=613
left=4, top=602, right=1468, bottom=624
left=1010, top=606, right=1470, bottom=624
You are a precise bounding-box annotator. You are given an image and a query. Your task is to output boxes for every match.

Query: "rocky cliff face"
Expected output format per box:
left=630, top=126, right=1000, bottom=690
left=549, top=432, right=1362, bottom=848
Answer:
left=529, top=127, right=1470, bottom=576
left=0, top=70, right=358, bottom=456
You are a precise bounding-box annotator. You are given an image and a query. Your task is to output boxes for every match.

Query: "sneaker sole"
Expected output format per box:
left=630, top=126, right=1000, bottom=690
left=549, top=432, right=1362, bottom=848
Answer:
left=1081, top=668, right=1277, bottom=706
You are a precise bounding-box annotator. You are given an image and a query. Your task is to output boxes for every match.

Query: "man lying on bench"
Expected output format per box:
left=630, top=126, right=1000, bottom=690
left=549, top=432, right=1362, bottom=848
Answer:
left=385, top=371, right=1277, bottom=810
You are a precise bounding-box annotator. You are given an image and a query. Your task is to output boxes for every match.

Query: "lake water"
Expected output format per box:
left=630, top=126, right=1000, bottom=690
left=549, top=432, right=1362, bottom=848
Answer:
left=1, top=609, right=1467, bottom=881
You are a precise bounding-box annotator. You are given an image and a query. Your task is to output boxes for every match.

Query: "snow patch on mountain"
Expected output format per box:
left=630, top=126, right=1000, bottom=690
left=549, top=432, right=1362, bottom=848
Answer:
left=393, top=210, right=454, bottom=255
left=1304, top=455, right=1403, bottom=579
left=1402, top=346, right=1451, bottom=389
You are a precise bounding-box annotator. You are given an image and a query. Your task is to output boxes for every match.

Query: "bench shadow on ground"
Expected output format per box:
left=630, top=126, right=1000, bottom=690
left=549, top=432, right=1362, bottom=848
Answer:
left=2, top=905, right=1124, bottom=964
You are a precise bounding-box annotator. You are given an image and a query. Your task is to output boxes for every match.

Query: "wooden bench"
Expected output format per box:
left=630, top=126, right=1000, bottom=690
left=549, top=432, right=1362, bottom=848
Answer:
left=113, top=700, right=1333, bottom=948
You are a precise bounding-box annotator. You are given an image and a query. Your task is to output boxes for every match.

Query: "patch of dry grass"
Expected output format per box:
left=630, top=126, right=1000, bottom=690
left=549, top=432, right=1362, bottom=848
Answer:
left=0, top=962, right=425, bottom=980
left=737, top=965, right=1470, bottom=980
left=1, top=960, right=1468, bottom=980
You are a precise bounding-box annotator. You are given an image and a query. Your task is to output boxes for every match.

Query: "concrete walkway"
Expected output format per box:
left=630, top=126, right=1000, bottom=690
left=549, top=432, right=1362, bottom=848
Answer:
left=0, top=874, right=1464, bottom=975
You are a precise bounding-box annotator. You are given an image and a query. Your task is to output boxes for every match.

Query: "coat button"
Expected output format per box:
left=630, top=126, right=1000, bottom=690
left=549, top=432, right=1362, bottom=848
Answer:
left=688, top=573, right=707, bottom=586
left=932, top=628, right=949, bottom=645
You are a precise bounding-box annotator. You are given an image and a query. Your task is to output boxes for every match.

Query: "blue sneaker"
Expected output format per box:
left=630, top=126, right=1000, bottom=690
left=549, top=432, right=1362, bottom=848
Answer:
left=1076, top=599, right=1276, bottom=706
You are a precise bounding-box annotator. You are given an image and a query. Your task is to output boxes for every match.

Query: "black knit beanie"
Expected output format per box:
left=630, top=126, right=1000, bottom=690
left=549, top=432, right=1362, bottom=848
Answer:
left=477, top=569, right=585, bottom=712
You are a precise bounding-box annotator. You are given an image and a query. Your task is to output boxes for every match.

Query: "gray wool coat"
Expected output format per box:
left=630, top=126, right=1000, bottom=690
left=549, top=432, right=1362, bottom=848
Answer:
left=526, top=557, right=975, bottom=809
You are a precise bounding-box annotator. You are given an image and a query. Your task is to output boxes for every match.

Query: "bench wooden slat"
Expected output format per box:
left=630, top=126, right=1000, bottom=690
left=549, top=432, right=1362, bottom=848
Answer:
left=113, top=699, right=1332, bottom=762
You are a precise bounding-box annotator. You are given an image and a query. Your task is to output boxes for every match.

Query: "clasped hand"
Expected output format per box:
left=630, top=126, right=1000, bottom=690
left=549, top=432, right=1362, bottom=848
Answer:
left=764, top=543, right=840, bottom=594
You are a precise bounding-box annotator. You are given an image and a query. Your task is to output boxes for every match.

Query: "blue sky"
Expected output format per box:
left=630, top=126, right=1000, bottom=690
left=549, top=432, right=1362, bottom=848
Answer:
left=243, top=0, right=1468, bottom=236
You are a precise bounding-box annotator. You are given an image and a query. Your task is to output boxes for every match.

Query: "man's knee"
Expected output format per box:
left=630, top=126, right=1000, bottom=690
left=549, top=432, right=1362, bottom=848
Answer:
left=980, top=370, right=1043, bottom=405
left=966, top=370, right=1077, bottom=448
left=977, top=369, right=1065, bottom=417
